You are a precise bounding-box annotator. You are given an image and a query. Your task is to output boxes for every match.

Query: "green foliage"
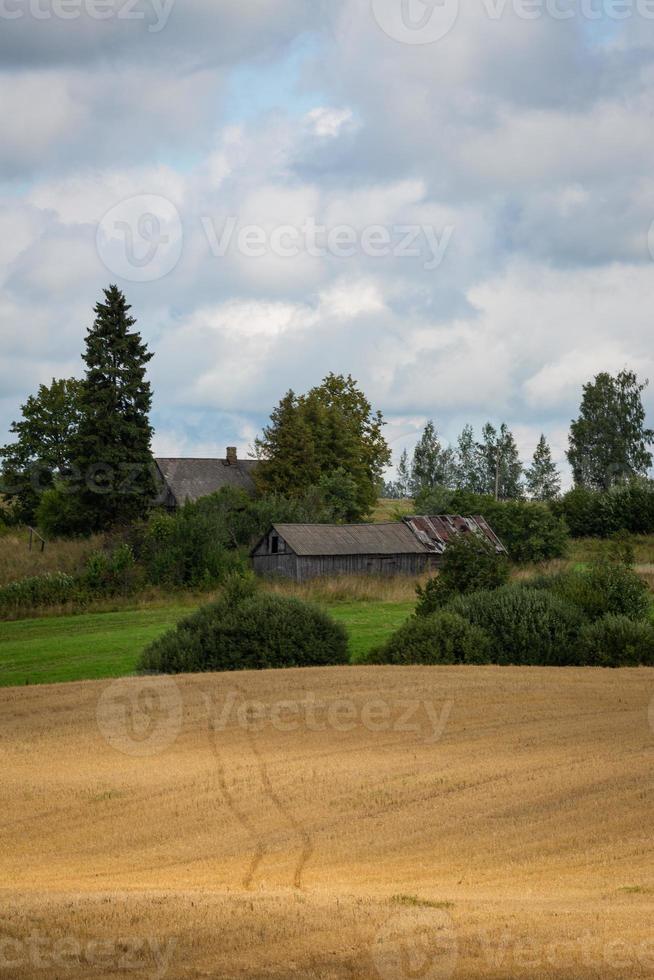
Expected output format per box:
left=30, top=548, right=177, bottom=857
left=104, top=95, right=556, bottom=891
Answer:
left=410, top=421, right=456, bottom=496
left=0, top=572, right=79, bottom=615
left=576, top=615, right=654, bottom=667
left=447, top=586, right=584, bottom=666
left=415, top=533, right=509, bottom=616
left=395, top=448, right=413, bottom=498
left=447, top=491, right=569, bottom=562
left=477, top=422, right=524, bottom=499
left=525, top=434, right=561, bottom=501
left=139, top=589, right=349, bottom=674
left=36, top=483, right=86, bottom=538
left=82, top=544, right=140, bottom=597
left=547, top=561, right=649, bottom=623
left=366, top=610, right=491, bottom=665
left=454, top=424, right=485, bottom=493
left=255, top=373, right=391, bottom=519
left=138, top=505, right=247, bottom=589
left=317, top=467, right=361, bottom=522
left=554, top=481, right=654, bottom=538
left=67, top=285, right=156, bottom=532
left=137, top=486, right=334, bottom=588
left=0, top=378, right=82, bottom=524
left=567, top=369, right=654, bottom=489
left=414, top=484, right=455, bottom=515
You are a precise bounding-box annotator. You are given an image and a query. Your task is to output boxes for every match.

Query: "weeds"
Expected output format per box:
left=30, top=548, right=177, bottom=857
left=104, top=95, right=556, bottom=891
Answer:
left=391, top=895, right=454, bottom=910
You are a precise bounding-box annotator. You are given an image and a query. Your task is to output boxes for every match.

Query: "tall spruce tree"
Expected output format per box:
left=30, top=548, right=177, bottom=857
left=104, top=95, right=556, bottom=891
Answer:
left=70, top=285, right=155, bottom=531
left=526, top=435, right=561, bottom=500
left=567, top=370, right=653, bottom=489
left=410, top=420, right=456, bottom=495
left=254, top=390, right=319, bottom=494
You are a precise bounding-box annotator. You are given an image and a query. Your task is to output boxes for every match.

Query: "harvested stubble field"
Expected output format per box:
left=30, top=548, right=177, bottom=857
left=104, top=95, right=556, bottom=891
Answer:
left=2, top=665, right=654, bottom=978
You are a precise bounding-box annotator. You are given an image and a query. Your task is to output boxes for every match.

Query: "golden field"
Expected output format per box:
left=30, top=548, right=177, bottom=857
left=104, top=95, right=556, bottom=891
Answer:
left=2, top=665, right=654, bottom=979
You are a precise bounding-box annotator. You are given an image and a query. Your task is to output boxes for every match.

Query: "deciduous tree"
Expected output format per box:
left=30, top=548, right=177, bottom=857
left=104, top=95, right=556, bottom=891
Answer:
left=255, top=373, right=390, bottom=519
left=567, top=370, right=653, bottom=489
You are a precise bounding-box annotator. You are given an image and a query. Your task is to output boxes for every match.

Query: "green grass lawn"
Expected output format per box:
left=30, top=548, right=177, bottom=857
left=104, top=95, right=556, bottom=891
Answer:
left=333, top=601, right=413, bottom=662
left=0, top=600, right=412, bottom=687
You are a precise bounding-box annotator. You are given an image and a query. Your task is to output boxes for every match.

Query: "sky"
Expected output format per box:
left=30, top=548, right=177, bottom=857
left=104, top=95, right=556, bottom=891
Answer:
left=2, top=0, right=654, bottom=485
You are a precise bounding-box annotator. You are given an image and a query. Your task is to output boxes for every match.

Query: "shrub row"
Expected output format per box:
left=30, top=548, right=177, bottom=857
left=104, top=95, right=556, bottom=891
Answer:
left=134, top=486, right=335, bottom=589
left=415, top=490, right=569, bottom=563
left=0, top=571, right=79, bottom=614
left=552, top=483, right=654, bottom=538
left=370, top=561, right=654, bottom=668
left=0, top=544, right=139, bottom=616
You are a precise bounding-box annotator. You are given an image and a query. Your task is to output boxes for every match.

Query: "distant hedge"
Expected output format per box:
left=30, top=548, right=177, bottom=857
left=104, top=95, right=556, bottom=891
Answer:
left=528, top=561, right=650, bottom=624
left=140, top=589, right=349, bottom=674
left=417, top=491, right=569, bottom=563
left=552, top=482, right=654, bottom=538
left=0, top=544, right=139, bottom=617
left=0, top=572, right=79, bottom=615
left=576, top=615, right=654, bottom=667
left=366, top=611, right=491, bottom=665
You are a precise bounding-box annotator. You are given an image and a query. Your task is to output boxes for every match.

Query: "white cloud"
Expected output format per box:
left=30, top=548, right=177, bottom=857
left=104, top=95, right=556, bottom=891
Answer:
left=304, top=107, right=355, bottom=138
left=2, top=3, right=654, bottom=481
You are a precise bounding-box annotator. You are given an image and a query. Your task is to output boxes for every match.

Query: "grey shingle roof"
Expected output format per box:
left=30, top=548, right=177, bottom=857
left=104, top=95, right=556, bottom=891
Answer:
left=156, top=458, right=257, bottom=506
left=271, top=522, right=429, bottom=556
left=261, top=515, right=507, bottom=558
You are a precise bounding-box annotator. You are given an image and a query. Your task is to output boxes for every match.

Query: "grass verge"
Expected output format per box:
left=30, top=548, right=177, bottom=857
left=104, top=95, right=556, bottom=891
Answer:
left=0, top=599, right=413, bottom=687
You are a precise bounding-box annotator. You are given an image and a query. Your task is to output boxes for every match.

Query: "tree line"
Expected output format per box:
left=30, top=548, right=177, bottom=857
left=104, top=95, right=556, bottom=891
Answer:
left=384, top=370, right=653, bottom=503
left=1, top=282, right=653, bottom=536
left=384, top=423, right=559, bottom=501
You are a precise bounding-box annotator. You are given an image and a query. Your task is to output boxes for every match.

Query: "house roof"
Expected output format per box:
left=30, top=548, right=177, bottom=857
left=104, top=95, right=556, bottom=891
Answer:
left=270, top=522, right=430, bottom=556
left=155, top=457, right=257, bottom=506
left=258, top=515, right=507, bottom=558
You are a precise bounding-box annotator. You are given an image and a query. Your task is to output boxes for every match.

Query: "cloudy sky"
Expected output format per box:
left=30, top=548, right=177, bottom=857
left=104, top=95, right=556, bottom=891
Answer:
left=2, top=0, right=654, bottom=482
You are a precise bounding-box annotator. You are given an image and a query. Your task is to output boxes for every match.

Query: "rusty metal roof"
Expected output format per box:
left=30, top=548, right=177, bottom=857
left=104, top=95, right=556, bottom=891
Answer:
left=403, top=515, right=507, bottom=555
left=271, top=522, right=428, bottom=556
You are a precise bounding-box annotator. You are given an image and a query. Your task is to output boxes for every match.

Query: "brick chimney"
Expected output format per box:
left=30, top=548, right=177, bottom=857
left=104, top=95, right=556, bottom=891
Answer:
left=226, top=447, right=238, bottom=466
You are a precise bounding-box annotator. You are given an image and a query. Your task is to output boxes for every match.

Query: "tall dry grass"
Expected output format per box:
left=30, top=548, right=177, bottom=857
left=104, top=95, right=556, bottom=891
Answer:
left=0, top=528, right=102, bottom=588
left=262, top=572, right=431, bottom=604
left=368, top=497, right=415, bottom=522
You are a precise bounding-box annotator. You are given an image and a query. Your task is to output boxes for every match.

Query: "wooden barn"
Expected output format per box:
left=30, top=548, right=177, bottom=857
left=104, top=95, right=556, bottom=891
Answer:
left=251, top=515, right=506, bottom=582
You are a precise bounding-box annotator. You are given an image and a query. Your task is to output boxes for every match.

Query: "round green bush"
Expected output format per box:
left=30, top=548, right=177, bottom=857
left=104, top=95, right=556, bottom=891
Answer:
left=576, top=615, right=654, bottom=667
left=366, top=611, right=491, bottom=665
left=415, top=533, right=509, bottom=617
left=139, top=593, right=349, bottom=674
left=447, top=586, right=584, bottom=666
left=551, top=562, right=649, bottom=623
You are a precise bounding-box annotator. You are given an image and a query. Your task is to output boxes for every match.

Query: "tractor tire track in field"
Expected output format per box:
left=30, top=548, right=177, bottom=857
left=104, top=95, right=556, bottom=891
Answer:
left=208, top=717, right=266, bottom=891
left=207, top=684, right=314, bottom=891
